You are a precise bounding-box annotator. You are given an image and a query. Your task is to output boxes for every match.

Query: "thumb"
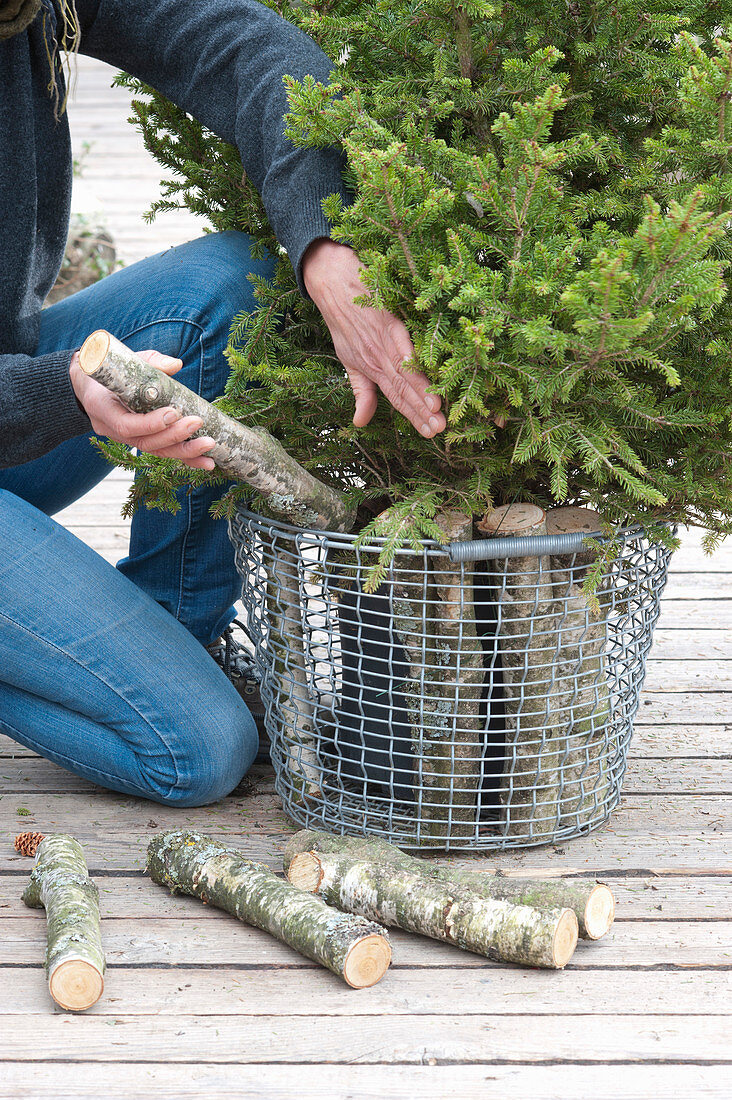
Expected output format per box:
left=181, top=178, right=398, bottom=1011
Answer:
left=347, top=369, right=379, bottom=427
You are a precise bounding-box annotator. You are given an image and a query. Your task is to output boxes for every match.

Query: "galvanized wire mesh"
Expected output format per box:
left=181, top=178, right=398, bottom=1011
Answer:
left=229, top=508, right=673, bottom=851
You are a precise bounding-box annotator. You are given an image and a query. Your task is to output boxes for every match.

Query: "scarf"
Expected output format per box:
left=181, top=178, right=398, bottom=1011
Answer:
left=0, top=0, right=42, bottom=38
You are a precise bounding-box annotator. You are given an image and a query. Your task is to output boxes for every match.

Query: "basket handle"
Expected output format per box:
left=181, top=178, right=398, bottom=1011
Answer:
left=443, top=530, right=604, bottom=563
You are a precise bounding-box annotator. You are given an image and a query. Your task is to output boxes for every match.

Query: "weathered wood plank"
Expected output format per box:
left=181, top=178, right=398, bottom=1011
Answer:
left=651, top=631, right=732, bottom=659
left=636, top=694, right=731, bottom=723
left=630, top=725, right=732, bottom=755
left=0, top=968, right=727, bottom=1016
left=1, top=792, right=729, bottom=875
left=642, top=662, right=732, bottom=693
left=620, top=759, right=732, bottom=792
left=2, top=725, right=729, bottom=759
left=1, top=874, right=727, bottom=922
left=653, top=604, right=732, bottom=630
left=0, top=1014, right=729, bottom=1065
left=2, top=724, right=730, bottom=760
left=0, top=1063, right=730, bottom=1100
left=670, top=549, right=732, bottom=571
left=661, top=575, right=731, bottom=600
left=2, top=755, right=728, bottom=795
left=3, top=918, right=730, bottom=968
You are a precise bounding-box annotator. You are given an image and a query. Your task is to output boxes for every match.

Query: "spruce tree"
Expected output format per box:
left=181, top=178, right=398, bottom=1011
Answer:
left=116, top=1, right=732, bottom=557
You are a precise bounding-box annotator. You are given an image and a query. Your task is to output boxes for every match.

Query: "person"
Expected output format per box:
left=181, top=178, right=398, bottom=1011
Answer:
left=0, top=0, right=445, bottom=806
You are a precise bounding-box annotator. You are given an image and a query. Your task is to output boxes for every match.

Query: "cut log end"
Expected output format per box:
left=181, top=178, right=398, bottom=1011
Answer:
left=49, top=958, right=104, bottom=1012
left=477, top=503, right=546, bottom=537
left=78, top=329, right=112, bottom=375
left=287, top=851, right=323, bottom=893
left=583, top=883, right=615, bottom=940
left=343, top=934, right=392, bottom=989
left=552, top=909, right=580, bottom=969
left=546, top=506, right=602, bottom=537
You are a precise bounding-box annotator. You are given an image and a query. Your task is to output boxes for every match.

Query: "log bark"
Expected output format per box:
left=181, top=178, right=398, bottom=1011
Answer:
left=288, top=850, right=578, bottom=969
left=430, top=509, right=485, bottom=838
left=283, top=829, right=615, bottom=940
left=22, top=835, right=105, bottom=1011
left=79, top=329, right=354, bottom=533
left=385, top=511, right=487, bottom=843
left=147, top=830, right=391, bottom=988
left=546, top=507, right=613, bottom=826
left=265, top=539, right=321, bottom=802
left=477, top=505, right=562, bottom=838
left=388, top=545, right=445, bottom=840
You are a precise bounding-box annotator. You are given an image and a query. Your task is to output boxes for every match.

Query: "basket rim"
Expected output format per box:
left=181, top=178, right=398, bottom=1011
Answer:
left=231, top=505, right=672, bottom=562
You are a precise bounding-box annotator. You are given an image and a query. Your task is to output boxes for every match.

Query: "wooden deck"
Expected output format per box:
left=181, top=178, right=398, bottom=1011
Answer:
left=1, top=58, right=731, bottom=1100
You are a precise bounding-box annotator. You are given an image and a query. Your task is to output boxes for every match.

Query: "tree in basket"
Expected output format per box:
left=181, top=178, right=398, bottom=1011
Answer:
left=114, top=0, right=732, bottom=838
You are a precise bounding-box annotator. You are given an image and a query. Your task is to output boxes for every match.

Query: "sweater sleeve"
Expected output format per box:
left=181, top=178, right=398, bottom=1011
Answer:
left=0, top=349, right=91, bottom=468
left=76, top=0, right=350, bottom=294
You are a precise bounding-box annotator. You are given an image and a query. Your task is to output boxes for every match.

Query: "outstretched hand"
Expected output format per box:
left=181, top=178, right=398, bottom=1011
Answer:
left=302, top=239, right=446, bottom=438
left=69, top=349, right=217, bottom=471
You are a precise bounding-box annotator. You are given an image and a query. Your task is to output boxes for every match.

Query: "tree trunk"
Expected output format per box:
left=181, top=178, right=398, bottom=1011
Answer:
left=546, top=507, right=613, bottom=826
left=477, top=505, right=561, bottom=838
left=288, top=850, right=578, bottom=968
left=283, top=829, right=615, bottom=940
left=22, top=835, right=105, bottom=1011
left=430, top=509, right=485, bottom=839
left=147, top=830, right=391, bottom=988
left=79, top=330, right=354, bottom=532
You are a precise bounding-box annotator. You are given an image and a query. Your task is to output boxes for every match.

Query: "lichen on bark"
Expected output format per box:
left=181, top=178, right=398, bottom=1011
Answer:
left=147, top=829, right=391, bottom=987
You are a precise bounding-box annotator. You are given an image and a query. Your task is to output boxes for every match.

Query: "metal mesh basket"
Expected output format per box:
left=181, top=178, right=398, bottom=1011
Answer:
left=229, top=508, right=673, bottom=851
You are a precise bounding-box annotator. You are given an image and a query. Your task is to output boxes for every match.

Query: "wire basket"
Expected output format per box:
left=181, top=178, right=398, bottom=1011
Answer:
left=229, top=508, right=673, bottom=851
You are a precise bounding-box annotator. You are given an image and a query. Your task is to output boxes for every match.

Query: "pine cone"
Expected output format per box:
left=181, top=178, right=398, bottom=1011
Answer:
left=14, top=831, right=45, bottom=858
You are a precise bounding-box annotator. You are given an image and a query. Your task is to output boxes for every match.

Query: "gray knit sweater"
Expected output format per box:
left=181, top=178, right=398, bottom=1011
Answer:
left=0, top=0, right=348, bottom=468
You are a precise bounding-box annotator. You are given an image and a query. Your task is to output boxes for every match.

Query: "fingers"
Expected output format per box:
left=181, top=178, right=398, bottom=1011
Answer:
left=382, top=360, right=446, bottom=437
left=136, top=349, right=183, bottom=376
left=143, top=435, right=217, bottom=470
left=126, top=416, right=213, bottom=455
left=346, top=369, right=379, bottom=428
left=107, top=406, right=197, bottom=443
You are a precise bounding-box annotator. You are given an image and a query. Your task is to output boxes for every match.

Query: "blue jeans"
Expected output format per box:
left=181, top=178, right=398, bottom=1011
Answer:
left=0, top=231, right=273, bottom=804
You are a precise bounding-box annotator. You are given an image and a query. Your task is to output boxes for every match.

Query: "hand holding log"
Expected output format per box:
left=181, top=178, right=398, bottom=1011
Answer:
left=78, top=330, right=354, bottom=532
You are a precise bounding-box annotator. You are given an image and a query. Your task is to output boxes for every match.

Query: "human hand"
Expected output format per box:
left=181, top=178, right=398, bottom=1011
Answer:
left=302, top=239, right=446, bottom=438
left=69, top=348, right=217, bottom=471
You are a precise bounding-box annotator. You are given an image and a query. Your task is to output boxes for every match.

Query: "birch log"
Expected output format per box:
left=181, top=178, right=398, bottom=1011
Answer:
left=265, top=539, right=321, bottom=802
left=476, top=505, right=561, bottom=837
left=147, top=830, right=391, bottom=988
left=388, top=543, right=447, bottom=840
left=22, top=835, right=105, bottom=1011
left=78, top=330, right=354, bottom=532
left=430, top=509, right=485, bottom=839
left=546, top=507, right=613, bottom=826
left=288, top=850, right=578, bottom=969
left=283, top=829, right=614, bottom=941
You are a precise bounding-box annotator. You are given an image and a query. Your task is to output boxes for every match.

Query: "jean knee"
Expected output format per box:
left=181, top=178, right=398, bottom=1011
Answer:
left=178, top=231, right=278, bottom=322
left=157, top=697, right=259, bottom=808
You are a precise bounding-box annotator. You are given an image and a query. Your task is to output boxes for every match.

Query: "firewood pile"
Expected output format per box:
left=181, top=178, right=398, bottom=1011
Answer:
left=13, top=826, right=615, bottom=1011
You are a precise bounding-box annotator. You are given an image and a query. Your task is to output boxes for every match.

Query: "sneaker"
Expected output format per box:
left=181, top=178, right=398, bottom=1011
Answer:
left=206, top=620, right=270, bottom=764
